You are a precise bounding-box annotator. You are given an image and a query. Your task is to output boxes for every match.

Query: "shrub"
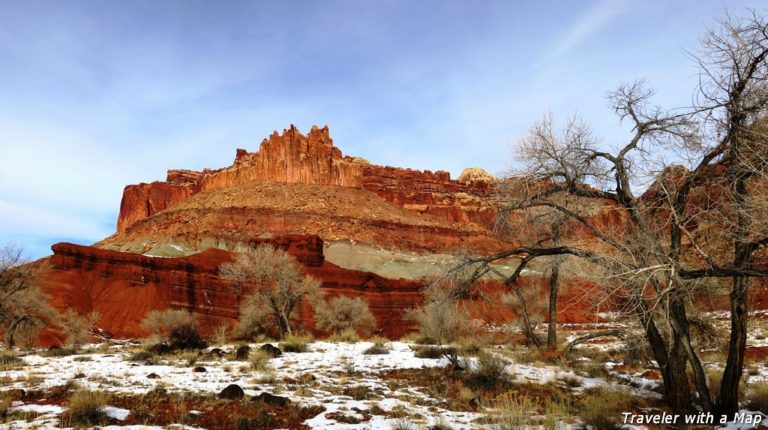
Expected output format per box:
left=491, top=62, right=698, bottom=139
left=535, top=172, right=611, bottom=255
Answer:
left=391, top=417, right=418, bottom=430
left=280, top=334, right=312, bottom=353
left=413, top=345, right=457, bottom=359
left=620, top=334, right=652, bottom=367
left=141, top=309, right=196, bottom=343
left=343, top=385, right=373, bottom=400
left=210, top=323, right=230, bottom=345
left=465, top=354, right=511, bottom=391
left=44, top=346, right=74, bottom=357
left=68, top=390, right=109, bottom=426
left=406, top=297, right=466, bottom=346
left=128, top=350, right=157, bottom=363
left=231, top=300, right=273, bottom=341
left=58, top=309, right=100, bottom=353
left=315, top=296, right=377, bottom=338
left=180, top=351, right=200, bottom=366
left=363, top=344, right=390, bottom=355
left=169, top=324, right=207, bottom=350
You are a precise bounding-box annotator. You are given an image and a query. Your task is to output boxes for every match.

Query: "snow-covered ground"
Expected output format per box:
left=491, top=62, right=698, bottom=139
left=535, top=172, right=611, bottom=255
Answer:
left=2, top=329, right=767, bottom=429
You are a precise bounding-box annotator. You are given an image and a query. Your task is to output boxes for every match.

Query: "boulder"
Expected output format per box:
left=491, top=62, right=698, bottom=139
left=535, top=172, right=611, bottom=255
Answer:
left=259, top=344, right=282, bottom=358
left=235, top=345, right=251, bottom=360
left=218, top=384, right=245, bottom=400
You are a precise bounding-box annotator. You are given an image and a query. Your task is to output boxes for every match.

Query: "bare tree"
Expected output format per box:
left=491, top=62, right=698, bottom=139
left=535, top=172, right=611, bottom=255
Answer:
left=315, top=295, right=377, bottom=337
left=442, top=12, right=768, bottom=414
left=495, top=165, right=575, bottom=350
left=0, top=243, right=55, bottom=349
left=220, top=245, right=321, bottom=339
left=58, top=309, right=100, bottom=353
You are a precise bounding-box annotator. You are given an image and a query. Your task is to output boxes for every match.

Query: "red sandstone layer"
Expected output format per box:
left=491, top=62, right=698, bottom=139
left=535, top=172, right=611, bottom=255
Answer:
left=38, top=239, right=606, bottom=344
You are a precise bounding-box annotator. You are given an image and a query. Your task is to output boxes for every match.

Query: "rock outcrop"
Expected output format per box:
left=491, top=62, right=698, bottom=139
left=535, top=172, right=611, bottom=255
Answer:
left=104, top=181, right=504, bottom=256
left=117, top=125, right=496, bottom=237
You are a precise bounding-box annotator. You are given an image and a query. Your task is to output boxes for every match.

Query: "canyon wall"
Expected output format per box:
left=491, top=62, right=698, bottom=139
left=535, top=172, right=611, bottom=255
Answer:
left=39, top=238, right=608, bottom=344
left=43, top=237, right=425, bottom=340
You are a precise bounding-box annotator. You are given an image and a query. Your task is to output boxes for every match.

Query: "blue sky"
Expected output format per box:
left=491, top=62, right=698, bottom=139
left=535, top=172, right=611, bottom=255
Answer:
left=0, top=0, right=763, bottom=259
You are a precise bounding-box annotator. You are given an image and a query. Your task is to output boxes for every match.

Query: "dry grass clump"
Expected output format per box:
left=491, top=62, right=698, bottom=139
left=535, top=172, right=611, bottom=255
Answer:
left=746, top=381, right=768, bottom=413
left=250, top=350, right=272, bottom=371
left=279, top=334, right=312, bottom=353
left=391, top=417, right=418, bottom=430
left=0, top=391, right=12, bottom=418
left=0, top=352, right=22, bottom=371
left=577, top=387, right=634, bottom=430
left=67, top=390, right=110, bottom=426
left=128, top=350, right=159, bottom=364
left=457, top=335, right=491, bottom=357
left=44, top=346, right=74, bottom=357
left=363, top=336, right=391, bottom=355
left=413, top=345, right=457, bottom=359
left=327, top=328, right=360, bottom=343
left=490, top=392, right=537, bottom=428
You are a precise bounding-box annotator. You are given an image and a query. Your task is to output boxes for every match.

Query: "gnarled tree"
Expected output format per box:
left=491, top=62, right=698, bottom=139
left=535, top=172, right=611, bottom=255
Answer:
left=220, top=245, right=321, bottom=339
left=443, top=12, right=768, bottom=414
left=0, top=243, right=54, bottom=349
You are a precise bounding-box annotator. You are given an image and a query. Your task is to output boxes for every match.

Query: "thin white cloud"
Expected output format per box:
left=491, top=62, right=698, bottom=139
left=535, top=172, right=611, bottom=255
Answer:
left=545, top=0, right=627, bottom=62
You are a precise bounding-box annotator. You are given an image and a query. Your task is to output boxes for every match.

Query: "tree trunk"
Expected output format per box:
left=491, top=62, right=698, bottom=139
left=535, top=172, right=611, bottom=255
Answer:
left=669, top=296, right=712, bottom=411
left=656, top=337, right=692, bottom=413
left=280, top=314, right=292, bottom=339
left=510, top=282, right=541, bottom=348
left=718, top=275, right=750, bottom=416
left=718, top=170, right=753, bottom=416
left=637, top=302, right=692, bottom=412
left=547, top=262, right=560, bottom=350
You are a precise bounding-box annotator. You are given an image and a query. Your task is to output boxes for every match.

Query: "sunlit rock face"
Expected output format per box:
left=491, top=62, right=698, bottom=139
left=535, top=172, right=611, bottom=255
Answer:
left=116, top=125, right=497, bottom=241
left=39, top=239, right=425, bottom=342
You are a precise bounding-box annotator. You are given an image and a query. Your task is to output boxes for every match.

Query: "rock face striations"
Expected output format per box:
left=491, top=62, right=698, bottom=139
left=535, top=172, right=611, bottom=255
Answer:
left=41, top=238, right=425, bottom=340
left=117, top=125, right=497, bottom=242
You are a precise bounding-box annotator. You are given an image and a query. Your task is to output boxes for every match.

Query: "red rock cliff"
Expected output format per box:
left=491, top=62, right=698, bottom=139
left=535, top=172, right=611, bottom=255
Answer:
left=39, top=239, right=607, bottom=344
left=117, top=125, right=496, bottom=235
left=41, top=238, right=426, bottom=340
